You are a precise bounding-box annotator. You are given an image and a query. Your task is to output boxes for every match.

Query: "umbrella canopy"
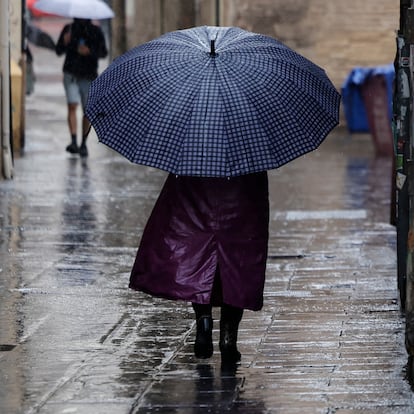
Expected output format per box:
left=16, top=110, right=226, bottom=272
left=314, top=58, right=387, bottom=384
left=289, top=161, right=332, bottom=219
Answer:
left=86, top=26, right=340, bottom=177
left=34, top=0, right=114, bottom=20
left=27, top=0, right=56, bottom=17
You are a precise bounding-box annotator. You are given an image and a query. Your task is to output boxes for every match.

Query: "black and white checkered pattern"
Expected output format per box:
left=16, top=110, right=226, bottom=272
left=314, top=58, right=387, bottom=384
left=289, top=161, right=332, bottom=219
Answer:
left=86, top=26, right=340, bottom=177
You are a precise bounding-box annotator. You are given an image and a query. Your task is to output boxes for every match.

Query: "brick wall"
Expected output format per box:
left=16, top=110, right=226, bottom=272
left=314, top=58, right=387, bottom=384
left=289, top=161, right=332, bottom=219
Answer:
left=221, top=0, right=399, bottom=89
left=130, top=0, right=195, bottom=48
left=129, top=0, right=398, bottom=90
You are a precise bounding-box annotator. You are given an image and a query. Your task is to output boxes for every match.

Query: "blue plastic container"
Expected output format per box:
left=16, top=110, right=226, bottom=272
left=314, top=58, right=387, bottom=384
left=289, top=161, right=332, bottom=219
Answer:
left=341, top=64, right=394, bottom=133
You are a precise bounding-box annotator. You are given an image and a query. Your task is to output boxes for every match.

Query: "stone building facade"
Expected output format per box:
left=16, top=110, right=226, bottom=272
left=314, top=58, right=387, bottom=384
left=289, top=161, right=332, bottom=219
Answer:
left=128, top=0, right=399, bottom=90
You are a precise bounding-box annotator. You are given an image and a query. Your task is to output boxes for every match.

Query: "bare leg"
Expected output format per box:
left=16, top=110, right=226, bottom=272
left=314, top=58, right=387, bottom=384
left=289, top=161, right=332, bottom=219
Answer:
left=66, top=103, right=79, bottom=153
left=81, top=114, right=90, bottom=139
left=68, top=103, right=78, bottom=136
left=79, top=115, right=90, bottom=157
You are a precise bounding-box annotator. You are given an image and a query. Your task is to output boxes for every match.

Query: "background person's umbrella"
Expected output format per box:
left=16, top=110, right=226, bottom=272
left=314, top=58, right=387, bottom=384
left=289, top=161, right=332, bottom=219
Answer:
left=26, top=23, right=55, bottom=50
left=27, top=0, right=57, bottom=18
left=33, top=0, right=114, bottom=20
left=86, top=26, right=340, bottom=177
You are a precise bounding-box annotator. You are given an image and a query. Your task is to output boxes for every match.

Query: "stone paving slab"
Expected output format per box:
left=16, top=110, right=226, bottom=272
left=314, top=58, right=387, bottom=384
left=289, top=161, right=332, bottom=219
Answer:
left=1, top=130, right=413, bottom=413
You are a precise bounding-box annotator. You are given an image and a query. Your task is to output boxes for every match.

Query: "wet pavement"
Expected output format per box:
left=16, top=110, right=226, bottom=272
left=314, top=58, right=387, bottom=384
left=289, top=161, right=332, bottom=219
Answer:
left=1, top=19, right=414, bottom=414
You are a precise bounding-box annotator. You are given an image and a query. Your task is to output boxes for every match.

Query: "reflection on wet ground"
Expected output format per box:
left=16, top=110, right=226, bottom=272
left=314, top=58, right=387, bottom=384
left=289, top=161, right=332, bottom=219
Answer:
left=0, top=124, right=413, bottom=412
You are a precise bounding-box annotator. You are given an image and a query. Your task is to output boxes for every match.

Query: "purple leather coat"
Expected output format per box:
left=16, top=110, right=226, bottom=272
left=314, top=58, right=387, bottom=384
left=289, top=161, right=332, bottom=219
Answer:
left=129, top=172, right=269, bottom=311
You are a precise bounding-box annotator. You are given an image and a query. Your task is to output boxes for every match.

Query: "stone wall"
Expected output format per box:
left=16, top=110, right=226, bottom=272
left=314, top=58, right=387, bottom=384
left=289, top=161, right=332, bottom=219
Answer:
left=221, top=0, right=399, bottom=89
left=129, top=0, right=195, bottom=48
left=129, top=0, right=399, bottom=90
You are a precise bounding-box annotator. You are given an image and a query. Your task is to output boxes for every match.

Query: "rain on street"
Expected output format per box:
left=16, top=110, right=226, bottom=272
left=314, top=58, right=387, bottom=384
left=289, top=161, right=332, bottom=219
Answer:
left=1, top=17, right=414, bottom=414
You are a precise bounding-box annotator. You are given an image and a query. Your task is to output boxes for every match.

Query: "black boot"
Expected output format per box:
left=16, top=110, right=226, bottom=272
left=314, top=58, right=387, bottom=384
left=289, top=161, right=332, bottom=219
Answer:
left=79, top=136, right=88, bottom=157
left=194, top=315, right=213, bottom=358
left=66, top=134, right=79, bottom=154
left=219, top=304, right=243, bottom=363
left=192, top=303, right=213, bottom=359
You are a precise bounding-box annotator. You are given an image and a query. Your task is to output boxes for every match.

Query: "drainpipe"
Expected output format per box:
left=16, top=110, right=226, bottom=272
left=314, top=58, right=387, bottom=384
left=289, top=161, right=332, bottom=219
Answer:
left=399, top=0, right=414, bottom=355
left=0, top=0, right=13, bottom=179
left=215, top=0, right=220, bottom=26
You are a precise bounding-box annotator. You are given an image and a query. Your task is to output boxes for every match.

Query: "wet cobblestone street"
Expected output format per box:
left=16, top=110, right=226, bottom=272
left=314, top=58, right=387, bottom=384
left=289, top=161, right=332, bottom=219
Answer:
left=1, top=20, right=414, bottom=413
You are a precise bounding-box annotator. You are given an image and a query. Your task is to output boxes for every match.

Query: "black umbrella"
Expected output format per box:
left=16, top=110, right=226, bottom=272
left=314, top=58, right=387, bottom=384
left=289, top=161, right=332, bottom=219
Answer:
left=26, top=23, right=56, bottom=50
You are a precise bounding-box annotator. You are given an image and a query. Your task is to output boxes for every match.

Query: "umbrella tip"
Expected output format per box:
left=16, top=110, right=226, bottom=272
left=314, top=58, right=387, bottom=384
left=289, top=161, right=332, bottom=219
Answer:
left=210, top=39, right=216, bottom=57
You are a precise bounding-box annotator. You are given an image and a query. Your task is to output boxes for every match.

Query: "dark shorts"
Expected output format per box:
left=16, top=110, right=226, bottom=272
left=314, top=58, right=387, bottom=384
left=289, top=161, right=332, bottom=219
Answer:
left=63, top=72, right=91, bottom=108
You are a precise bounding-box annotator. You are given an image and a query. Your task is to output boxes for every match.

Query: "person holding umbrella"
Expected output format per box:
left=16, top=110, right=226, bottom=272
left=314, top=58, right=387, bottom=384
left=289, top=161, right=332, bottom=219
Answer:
left=85, top=26, right=340, bottom=363
left=55, top=18, right=108, bottom=157
left=130, top=172, right=270, bottom=363
left=34, top=0, right=113, bottom=157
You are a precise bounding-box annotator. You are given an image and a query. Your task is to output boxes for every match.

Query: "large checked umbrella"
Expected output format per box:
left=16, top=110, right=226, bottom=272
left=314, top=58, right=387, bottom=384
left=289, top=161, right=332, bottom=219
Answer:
left=86, top=26, right=340, bottom=177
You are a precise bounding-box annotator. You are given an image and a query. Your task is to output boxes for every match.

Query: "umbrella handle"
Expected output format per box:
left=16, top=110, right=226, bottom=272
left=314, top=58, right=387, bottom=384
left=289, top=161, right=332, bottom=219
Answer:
left=210, top=40, right=216, bottom=57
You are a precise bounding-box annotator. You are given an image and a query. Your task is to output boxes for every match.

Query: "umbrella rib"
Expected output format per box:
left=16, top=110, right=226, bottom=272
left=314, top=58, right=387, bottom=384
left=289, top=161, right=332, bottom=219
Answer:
left=213, top=67, right=255, bottom=174
left=224, top=52, right=339, bottom=122
left=166, top=61, right=215, bottom=175
left=132, top=60, right=209, bottom=172
left=215, top=56, right=338, bottom=170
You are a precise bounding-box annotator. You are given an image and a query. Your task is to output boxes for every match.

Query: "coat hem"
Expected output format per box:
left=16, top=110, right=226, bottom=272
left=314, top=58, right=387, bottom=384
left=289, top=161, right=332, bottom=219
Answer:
left=128, top=284, right=263, bottom=311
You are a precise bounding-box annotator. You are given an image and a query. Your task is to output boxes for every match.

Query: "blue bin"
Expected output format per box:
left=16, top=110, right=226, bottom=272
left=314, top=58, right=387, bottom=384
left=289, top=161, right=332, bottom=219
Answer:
left=341, top=64, right=394, bottom=133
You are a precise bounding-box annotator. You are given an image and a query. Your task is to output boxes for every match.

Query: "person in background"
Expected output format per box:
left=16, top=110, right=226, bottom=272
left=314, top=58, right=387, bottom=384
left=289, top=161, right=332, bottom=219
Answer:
left=56, top=18, right=108, bottom=157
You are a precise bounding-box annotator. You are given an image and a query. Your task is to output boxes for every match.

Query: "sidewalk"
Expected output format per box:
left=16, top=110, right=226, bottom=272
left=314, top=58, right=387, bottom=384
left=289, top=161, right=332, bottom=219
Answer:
left=1, top=21, right=414, bottom=413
